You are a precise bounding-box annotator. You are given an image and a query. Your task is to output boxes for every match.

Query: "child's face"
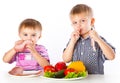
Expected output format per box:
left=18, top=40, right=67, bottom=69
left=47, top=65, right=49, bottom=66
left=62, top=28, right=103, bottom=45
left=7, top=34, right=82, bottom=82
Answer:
left=19, top=27, right=41, bottom=44
left=70, top=13, right=94, bottom=37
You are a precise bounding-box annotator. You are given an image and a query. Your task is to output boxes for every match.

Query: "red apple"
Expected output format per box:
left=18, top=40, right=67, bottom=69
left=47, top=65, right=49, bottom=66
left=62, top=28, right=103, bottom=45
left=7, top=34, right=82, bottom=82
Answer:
left=55, top=62, right=67, bottom=71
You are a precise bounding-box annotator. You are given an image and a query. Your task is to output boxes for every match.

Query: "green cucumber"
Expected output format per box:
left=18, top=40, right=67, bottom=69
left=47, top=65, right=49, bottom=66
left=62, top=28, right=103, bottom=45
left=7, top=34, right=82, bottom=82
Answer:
left=54, top=69, right=65, bottom=78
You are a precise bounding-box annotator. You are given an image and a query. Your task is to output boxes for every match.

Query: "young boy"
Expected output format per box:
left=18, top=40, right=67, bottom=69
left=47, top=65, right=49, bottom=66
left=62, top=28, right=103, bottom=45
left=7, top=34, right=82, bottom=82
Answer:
left=62, top=4, right=115, bottom=74
left=3, top=18, right=50, bottom=75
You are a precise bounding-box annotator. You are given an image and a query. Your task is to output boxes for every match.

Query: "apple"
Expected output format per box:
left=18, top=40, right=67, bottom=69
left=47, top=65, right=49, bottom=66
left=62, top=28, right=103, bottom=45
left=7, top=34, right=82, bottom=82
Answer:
left=55, top=61, right=67, bottom=71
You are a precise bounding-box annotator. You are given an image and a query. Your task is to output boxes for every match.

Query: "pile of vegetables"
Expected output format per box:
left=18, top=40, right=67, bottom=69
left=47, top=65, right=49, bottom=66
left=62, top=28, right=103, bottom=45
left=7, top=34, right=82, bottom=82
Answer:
left=44, top=61, right=87, bottom=79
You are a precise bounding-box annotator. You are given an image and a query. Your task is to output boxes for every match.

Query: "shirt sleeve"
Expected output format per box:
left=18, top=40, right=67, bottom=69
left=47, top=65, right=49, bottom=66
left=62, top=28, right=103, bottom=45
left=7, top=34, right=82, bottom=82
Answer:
left=9, top=53, right=17, bottom=64
left=99, top=36, right=116, bottom=60
left=63, top=39, right=71, bottom=52
left=36, top=45, right=50, bottom=62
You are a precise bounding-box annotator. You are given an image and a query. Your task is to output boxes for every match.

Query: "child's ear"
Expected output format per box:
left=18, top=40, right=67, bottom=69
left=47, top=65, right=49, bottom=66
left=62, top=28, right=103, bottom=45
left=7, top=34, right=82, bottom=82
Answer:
left=91, top=18, right=95, bottom=26
left=19, top=33, right=22, bottom=39
left=39, top=35, right=41, bottom=39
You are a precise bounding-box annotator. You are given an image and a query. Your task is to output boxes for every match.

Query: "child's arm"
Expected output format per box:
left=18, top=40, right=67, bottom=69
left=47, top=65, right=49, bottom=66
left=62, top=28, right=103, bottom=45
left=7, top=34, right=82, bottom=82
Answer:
left=95, top=37, right=115, bottom=60
left=89, top=30, right=115, bottom=60
left=3, top=48, right=16, bottom=63
left=31, top=51, right=50, bottom=68
left=62, top=31, right=80, bottom=63
left=26, top=44, right=50, bottom=68
left=3, top=40, right=25, bottom=63
left=62, top=39, right=76, bottom=63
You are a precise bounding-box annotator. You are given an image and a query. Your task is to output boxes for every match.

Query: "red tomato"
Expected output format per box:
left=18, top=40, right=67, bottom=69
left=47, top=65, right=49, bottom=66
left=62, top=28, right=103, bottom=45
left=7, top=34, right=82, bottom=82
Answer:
left=44, top=65, right=56, bottom=72
left=55, top=62, right=67, bottom=71
left=64, top=68, right=77, bottom=76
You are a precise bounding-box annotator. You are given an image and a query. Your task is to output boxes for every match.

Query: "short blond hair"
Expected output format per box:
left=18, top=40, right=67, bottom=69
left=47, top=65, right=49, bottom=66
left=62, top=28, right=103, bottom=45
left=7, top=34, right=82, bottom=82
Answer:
left=19, top=18, right=42, bottom=33
left=70, top=4, right=93, bottom=17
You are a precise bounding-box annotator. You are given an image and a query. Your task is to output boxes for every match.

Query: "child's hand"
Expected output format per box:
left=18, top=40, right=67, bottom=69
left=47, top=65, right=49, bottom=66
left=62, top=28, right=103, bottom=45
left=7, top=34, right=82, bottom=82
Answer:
left=14, top=40, right=25, bottom=52
left=89, top=29, right=100, bottom=51
left=89, top=29, right=100, bottom=42
left=24, top=40, right=33, bottom=45
left=71, top=30, right=80, bottom=42
left=25, top=41, right=36, bottom=53
left=14, top=40, right=33, bottom=52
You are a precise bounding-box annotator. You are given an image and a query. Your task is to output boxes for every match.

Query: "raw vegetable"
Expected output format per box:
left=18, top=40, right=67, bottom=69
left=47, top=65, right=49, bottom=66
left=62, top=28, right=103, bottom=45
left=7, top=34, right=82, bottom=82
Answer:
left=55, top=62, right=67, bottom=71
left=67, top=61, right=86, bottom=72
left=44, top=69, right=65, bottom=78
left=54, top=69, right=65, bottom=78
left=44, top=65, right=56, bottom=72
left=65, top=71, right=87, bottom=78
left=43, top=61, right=87, bottom=79
left=64, top=68, right=77, bottom=76
left=44, top=71, right=55, bottom=78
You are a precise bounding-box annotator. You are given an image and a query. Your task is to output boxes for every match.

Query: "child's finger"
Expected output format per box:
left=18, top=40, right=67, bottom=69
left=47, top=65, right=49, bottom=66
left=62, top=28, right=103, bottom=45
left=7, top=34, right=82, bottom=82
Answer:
left=91, top=38, right=96, bottom=51
left=90, top=27, right=96, bottom=51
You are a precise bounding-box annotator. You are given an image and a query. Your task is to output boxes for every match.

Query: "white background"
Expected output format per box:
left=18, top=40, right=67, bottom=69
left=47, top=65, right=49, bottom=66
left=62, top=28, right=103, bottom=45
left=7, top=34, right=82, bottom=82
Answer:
left=0, top=0, right=120, bottom=74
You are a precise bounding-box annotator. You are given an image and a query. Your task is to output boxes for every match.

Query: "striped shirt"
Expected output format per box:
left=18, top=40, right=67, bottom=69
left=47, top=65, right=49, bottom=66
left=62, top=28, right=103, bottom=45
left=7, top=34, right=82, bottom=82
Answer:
left=65, top=36, right=115, bottom=74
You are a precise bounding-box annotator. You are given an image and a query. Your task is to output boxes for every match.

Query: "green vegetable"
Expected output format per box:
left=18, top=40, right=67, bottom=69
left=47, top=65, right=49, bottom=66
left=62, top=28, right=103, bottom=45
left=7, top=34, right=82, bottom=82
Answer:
left=77, top=71, right=87, bottom=77
left=65, top=72, right=77, bottom=78
left=44, top=70, right=87, bottom=79
left=65, top=71, right=87, bottom=79
left=44, top=70, right=65, bottom=78
left=44, top=71, right=55, bottom=78
left=54, top=69, right=65, bottom=78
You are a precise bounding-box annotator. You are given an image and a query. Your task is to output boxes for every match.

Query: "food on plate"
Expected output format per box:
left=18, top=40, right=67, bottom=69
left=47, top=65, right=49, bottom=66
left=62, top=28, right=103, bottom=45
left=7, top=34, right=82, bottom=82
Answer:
left=55, top=62, right=67, bottom=71
left=67, top=61, right=86, bottom=72
left=44, top=65, right=56, bottom=72
left=43, top=61, right=87, bottom=79
left=44, top=62, right=66, bottom=78
left=64, top=68, right=77, bottom=76
left=9, top=67, right=23, bottom=75
left=64, top=70, right=87, bottom=78
left=64, top=61, right=87, bottom=78
left=54, top=69, right=65, bottom=78
left=9, top=66, right=42, bottom=76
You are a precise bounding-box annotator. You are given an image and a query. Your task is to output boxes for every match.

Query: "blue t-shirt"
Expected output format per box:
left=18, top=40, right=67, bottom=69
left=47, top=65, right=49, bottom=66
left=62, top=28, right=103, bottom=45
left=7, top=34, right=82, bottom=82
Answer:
left=64, top=36, right=115, bottom=74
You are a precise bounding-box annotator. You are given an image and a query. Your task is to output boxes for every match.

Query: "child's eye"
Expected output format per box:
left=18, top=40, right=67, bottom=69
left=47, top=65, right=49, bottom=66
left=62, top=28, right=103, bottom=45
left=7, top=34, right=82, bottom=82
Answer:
left=81, top=19, right=86, bottom=22
left=24, top=34, right=28, bottom=36
left=73, top=22, right=77, bottom=25
left=32, top=34, right=36, bottom=37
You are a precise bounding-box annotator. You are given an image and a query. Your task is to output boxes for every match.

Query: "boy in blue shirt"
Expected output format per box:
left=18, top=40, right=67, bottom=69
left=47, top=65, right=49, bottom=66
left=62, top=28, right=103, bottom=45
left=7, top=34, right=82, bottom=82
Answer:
left=62, top=4, right=115, bottom=74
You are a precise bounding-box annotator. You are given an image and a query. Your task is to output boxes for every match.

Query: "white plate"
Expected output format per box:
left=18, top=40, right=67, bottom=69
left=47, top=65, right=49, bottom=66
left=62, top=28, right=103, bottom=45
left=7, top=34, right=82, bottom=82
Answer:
left=40, top=73, right=88, bottom=81
left=8, top=74, right=39, bottom=78
left=8, top=70, right=43, bottom=77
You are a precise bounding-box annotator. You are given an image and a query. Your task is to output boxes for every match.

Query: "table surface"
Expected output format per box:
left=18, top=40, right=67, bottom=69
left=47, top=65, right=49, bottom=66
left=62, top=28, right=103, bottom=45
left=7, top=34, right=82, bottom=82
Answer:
left=1, top=71, right=120, bottom=83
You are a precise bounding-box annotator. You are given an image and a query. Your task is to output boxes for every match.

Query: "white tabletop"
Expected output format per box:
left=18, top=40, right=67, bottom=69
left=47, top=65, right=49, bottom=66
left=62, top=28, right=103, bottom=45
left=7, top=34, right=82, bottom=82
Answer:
left=1, top=71, right=120, bottom=83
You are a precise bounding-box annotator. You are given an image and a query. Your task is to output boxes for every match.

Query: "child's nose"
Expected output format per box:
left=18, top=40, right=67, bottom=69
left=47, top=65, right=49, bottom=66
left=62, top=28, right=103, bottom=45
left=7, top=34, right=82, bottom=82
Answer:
left=27, top=36, right=32, bottom=40
left=77, top=22, right=82, bottom=27
left=76, top=25, right=82, bottom=30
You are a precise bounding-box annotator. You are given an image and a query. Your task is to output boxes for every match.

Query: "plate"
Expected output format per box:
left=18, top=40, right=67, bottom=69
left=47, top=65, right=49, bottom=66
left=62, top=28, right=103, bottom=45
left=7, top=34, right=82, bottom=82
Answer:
left=8, top=70, right=43, bottom=77
left=40, top=75, right=87, bottom=81
left=40, top=72, right=88, bottom=81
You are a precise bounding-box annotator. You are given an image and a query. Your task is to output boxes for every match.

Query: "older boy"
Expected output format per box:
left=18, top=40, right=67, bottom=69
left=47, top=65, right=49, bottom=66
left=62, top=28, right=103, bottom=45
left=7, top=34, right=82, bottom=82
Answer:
left=62, top=4, right=115, bottom=74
